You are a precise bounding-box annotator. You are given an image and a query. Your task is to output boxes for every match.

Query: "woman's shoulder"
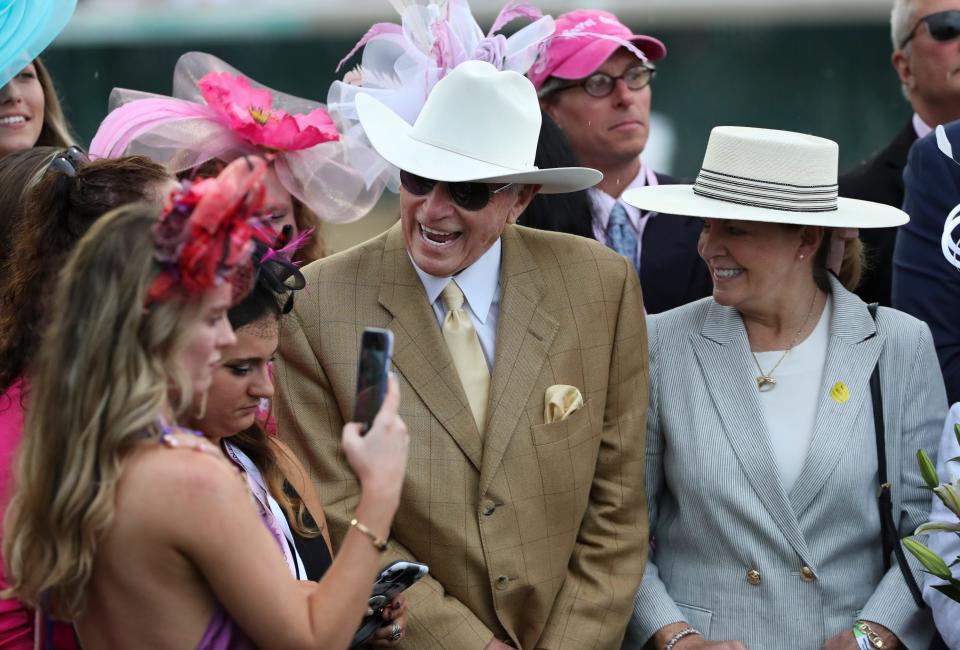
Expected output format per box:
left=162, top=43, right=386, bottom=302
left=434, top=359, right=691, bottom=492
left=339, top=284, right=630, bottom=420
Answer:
left=648, top=297, right=715, bottom=336
left=120, top=434, right=245, bottom=511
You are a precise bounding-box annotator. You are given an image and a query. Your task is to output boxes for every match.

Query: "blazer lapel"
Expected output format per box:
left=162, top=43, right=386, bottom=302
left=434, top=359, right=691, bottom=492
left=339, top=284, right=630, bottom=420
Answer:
left=692, top=301, right=812, bottom=562
left=377, top=224, right=483, bottom=471
left=480, top=227, right=558, bottom=494
left=790, top=280, right=883, bottom=514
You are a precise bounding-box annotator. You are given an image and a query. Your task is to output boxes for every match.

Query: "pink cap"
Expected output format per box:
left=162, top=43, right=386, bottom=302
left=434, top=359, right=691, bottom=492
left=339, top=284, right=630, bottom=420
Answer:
left=529, top=10, right=666, bottom=90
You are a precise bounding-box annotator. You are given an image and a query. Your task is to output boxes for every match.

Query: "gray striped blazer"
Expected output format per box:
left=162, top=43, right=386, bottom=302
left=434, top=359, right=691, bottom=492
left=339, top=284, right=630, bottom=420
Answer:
left=623, top=275, right=946, bottom=650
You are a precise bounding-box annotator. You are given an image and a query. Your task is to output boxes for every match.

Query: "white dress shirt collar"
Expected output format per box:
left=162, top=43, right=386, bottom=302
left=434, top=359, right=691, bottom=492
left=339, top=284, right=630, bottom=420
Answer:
left=409, top=238, right=502, bottom=325
left=913, top=113, right=933, bottom=140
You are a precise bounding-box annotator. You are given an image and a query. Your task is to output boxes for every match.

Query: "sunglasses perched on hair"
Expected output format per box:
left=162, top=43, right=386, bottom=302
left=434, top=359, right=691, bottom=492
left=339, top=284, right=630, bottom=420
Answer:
left=399, top=170, right=513, bottom=211
left=47, top=146, right=89, bottom=177
left=551, top=64, right=656, bottom=99
left=900, top=10, right=960, bottom=48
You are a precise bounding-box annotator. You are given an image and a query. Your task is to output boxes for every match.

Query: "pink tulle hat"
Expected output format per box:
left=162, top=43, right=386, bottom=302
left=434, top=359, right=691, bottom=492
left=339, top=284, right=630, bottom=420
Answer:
left=89, top=52, right=389, bottom=224
left=527, top=9, right=666, bottom=91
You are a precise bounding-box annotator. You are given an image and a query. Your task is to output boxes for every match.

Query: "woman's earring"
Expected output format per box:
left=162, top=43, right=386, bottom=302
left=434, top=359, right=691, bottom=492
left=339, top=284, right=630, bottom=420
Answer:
left=799, top=254, right=805, bottom=260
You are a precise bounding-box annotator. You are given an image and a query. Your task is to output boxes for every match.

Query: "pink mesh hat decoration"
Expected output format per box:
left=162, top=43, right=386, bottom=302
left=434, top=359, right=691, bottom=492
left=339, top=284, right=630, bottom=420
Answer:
left=527, top=9, right=666, bottom=91
left=327, top=0, right=556, bottom=191
left=89, top=52, right=389, bottom=224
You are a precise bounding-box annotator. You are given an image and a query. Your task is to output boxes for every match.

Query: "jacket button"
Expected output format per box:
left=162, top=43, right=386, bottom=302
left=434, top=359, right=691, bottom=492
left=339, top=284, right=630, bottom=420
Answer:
left=800, top=566, right=816, bottom=582
left=495, top=575, right=510, bottom=590
left=746, top=569, right=761, bottom=586
left=481, top=500, right=496, bottom=516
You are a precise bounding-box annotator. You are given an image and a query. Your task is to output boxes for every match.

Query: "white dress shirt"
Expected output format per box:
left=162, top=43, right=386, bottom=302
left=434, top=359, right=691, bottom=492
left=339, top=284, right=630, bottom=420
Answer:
left=589, top=159, right=659, bottom=270
left=924, top=403, right=960, bottom=648
left=410, top=238, right=501, bottom=372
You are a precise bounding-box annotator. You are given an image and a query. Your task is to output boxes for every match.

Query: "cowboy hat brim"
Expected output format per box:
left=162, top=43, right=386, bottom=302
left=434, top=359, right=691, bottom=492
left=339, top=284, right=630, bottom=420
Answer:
left=622, top=184, right=908, bottom=229
left=356, top=92, right=601, bottom=194
left=0, top=0, right=76, bottom=88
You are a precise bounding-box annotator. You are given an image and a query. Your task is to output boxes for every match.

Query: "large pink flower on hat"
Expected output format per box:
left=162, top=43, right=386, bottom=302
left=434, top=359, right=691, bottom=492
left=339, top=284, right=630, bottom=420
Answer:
left=198, top=71, right=340, bottom=151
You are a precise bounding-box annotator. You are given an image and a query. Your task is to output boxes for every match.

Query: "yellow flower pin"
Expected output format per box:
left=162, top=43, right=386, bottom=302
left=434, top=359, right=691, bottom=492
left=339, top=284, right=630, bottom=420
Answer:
left=831, top=382, right=850, bottom=403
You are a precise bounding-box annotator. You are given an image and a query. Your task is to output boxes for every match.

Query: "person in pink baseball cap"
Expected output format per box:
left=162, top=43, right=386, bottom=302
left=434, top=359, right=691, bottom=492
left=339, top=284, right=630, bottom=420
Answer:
left=529, top=9, right=713, bottom=314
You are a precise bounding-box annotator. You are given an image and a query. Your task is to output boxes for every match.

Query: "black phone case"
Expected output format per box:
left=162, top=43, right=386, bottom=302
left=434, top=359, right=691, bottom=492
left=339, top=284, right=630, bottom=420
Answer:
left=349, top=561, right=428, bottom=648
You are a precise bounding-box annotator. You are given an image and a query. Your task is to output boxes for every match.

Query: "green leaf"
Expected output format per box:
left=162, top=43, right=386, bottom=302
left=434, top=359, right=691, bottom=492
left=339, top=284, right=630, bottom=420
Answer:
left=949, top=456, right=960, bottom=463
left=918, top=449, right=940, bottom=489
left=916, top=522, right=960, bottom=534
left=933, top=582, right=960, bottom=603
left=954, top=423, right=960, bottom=447
left=904, top=537, right=953, bottom=579
left=917, top=521, right=960, bottom=535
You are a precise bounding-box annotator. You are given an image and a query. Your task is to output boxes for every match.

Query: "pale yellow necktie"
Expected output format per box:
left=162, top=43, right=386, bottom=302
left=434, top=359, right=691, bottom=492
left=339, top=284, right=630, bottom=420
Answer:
left=441, top=282, right=489, bottom=431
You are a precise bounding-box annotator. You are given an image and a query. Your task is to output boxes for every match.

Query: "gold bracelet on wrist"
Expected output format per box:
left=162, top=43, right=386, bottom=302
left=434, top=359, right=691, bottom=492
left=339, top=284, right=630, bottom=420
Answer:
left=350, top=517, right=388, bottom=553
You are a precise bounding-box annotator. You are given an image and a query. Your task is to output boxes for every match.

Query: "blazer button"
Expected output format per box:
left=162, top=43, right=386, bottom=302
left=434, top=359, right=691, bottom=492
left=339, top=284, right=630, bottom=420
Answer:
left=481, top=500, right=496, bottom=516
left=495, top=575, right=510, bottom=590
left=746, top=569, right=761, bottom=586
left=800, top=566, right=816, bottom=582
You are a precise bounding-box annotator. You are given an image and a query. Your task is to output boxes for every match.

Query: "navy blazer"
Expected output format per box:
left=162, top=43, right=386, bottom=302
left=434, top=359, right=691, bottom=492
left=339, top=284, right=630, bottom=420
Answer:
left=519, top=172, right=712, bottom=314
left=839, top=120, right=917, bottom=307
left=640, top=174, right=713, bottom=314
left=894, top=120, right=960, bottom=404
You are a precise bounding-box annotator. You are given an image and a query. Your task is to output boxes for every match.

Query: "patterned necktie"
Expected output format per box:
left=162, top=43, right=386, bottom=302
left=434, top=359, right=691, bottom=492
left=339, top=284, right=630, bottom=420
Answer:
left=606, top=202, right=639, bottom=272
left=441, top=282, right=490, bottom=431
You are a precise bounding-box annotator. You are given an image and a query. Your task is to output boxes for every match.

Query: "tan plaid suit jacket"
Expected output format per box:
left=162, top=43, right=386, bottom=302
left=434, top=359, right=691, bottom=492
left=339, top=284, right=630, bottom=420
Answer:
left=275, top=222, right=649, bottom=649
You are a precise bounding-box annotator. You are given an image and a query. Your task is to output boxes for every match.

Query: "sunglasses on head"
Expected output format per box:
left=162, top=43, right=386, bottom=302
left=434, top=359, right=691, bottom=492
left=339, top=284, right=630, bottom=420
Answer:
left=399, top=170, right=514, bottom=211
left=47, top=146, right=89, bottom=178
left=900, top=10, right=960, bottom=48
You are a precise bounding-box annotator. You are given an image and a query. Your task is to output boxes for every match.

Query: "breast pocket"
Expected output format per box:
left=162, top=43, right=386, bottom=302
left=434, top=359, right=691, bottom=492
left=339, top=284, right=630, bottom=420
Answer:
left=530, top=398, right=595, bottom=449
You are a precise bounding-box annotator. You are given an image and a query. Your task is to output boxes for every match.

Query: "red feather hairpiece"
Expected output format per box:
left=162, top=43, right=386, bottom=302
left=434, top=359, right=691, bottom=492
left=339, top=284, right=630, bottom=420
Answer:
left=146, top=156, right=275, bottom=306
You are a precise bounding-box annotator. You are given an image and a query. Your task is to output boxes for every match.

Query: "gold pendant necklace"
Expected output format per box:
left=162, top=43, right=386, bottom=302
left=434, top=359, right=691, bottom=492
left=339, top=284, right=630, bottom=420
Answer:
left=750, top=290, right=819, bottom=392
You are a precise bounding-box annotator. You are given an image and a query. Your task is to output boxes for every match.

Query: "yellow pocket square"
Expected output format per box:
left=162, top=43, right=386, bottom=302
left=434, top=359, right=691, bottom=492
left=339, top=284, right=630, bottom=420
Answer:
left=544, top=385, right=584, bottom=423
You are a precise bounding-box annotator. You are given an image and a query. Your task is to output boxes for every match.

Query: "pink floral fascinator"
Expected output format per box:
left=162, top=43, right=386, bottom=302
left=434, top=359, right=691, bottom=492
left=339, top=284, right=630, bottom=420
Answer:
left=327, top=0, right=555, bottom=190
left=89, top=52, right=389, bottom=224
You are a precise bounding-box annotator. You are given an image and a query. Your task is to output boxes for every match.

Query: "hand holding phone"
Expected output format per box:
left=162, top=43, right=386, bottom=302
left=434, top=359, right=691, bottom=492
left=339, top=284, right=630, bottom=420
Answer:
left=350, top=561, right=428, bottom=648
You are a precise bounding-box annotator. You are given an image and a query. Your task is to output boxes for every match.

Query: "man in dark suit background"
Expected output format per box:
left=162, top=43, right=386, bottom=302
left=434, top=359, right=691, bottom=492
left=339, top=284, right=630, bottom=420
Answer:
left=526, top=9, right=712, bottom=314
left=840, top=0, right=960, bottom=306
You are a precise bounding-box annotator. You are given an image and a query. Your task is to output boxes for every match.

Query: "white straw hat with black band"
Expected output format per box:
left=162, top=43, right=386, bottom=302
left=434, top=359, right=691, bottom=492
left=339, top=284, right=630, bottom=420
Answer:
left=622, top=126, right=908, bottom=228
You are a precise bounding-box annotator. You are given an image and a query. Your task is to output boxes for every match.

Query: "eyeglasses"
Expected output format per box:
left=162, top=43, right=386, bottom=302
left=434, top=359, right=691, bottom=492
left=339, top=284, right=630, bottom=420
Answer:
left=47, top=146, right=89, bottom=177
left=399, top=170, right=513, bottom=211
left=551, top=64, right=656, bottom=99
left=900, top=10, right=960, bottom=49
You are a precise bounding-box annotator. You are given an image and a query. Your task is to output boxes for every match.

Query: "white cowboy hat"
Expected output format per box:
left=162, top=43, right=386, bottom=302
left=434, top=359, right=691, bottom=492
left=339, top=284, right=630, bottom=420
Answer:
left=623, top=126, right=908, bottom=228
left=0, top=0, right=76, bottom=88
left=355, top=60, right=601, bottom=194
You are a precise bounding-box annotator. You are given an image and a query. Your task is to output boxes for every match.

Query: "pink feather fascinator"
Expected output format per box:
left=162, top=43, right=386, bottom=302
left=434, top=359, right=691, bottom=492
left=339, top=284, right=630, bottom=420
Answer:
left=90, top=52, right=390, bottom=224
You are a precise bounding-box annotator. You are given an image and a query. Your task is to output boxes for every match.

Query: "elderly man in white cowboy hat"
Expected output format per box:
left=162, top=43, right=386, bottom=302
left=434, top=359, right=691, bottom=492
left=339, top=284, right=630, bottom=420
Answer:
left=619, top=127, right=945, bottom=650
left=275, top=60, right=650, bottom=650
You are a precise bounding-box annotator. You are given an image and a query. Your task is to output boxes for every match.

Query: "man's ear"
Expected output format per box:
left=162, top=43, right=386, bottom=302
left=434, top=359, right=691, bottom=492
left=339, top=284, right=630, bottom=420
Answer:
left=507, top=184, right=541, bottom=224
left=892, top=48, right=914, bottom=91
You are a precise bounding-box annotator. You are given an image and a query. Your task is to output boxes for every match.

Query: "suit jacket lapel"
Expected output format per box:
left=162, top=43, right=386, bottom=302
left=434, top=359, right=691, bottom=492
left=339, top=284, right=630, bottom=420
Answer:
left=377, top=223, right=484, bottom=471
left=790, top=279, right=883, bottom=514
left=480, top=226, right=558, bottom=495
left=692, top=301, right=812, bottom=562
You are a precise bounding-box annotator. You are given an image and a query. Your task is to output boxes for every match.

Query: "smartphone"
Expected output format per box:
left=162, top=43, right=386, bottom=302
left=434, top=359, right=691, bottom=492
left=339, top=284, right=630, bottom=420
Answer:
left=352, top=327, right=395, bottom=434
left=350, top=561, right=429, bottom=648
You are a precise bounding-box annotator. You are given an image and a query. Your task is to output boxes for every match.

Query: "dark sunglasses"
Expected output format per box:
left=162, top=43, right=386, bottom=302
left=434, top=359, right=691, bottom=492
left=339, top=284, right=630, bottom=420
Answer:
left=47, top=146, right=89, bottom=177
left=399, top=170, right=513, bottom=211
left=552, top=64, right=656, bottom=99
left=900, top=10, right=960, bottom=48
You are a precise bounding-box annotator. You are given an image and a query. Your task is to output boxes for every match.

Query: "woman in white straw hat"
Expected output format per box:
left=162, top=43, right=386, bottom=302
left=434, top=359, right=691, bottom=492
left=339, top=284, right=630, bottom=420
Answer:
left=620, top=126, right=946, bottom=650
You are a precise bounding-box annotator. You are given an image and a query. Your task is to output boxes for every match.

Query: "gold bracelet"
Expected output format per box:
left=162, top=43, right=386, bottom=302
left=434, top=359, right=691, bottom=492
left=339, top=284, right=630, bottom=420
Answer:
left=350, top=517, right=388, bottom=553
